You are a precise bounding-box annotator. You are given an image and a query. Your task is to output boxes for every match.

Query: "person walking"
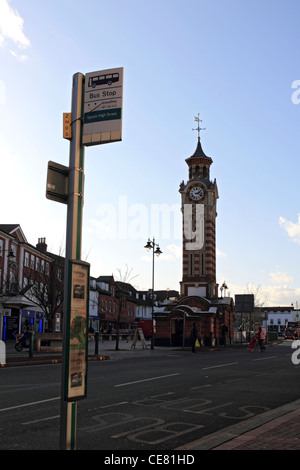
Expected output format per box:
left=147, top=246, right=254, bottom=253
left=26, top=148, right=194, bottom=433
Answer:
left=257, top=326, right=266, bottom=352
left=190, top=322, right=198, bottom=353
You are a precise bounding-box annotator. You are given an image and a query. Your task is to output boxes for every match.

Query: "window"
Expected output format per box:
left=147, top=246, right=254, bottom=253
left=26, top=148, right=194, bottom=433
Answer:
left=30, top=255, right=35, bottom=269
left=0, top=240, right=3, bottom=257
left=57, top=269, right=62, bottom=281
left=35, top=257, right=40, bottom=271
left=41, top=259, right=45, bottom=273
left=45, top=262, right=49, bottom=275
left=190, top=253, right=194, bottom=276
left=24, top=252, right=29, bottom=267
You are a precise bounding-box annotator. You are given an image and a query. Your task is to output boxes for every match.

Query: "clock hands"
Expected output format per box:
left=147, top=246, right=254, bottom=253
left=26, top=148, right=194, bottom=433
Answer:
left=190, top=187, right=204, bottom=200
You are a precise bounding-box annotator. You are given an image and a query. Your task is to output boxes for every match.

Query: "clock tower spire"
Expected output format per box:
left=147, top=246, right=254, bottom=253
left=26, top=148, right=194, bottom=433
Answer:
left=179, top=117, right=219, bottom=299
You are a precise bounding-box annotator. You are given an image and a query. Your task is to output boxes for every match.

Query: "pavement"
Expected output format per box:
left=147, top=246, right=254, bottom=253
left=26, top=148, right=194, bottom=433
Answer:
left=1, top=338, right=300, bottom=451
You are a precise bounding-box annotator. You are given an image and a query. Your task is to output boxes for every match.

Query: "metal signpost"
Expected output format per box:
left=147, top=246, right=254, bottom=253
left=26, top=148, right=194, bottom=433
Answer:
left=46, top=68, right=123, bottom=450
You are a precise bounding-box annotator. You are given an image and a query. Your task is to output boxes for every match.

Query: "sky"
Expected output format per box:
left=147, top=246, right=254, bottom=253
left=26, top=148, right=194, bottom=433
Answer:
left=0, top=0, right=300, bottom=307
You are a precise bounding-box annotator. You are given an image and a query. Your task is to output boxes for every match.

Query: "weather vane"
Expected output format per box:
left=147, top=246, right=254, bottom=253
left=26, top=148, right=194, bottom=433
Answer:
left=192, top=113, right=206, bottom=139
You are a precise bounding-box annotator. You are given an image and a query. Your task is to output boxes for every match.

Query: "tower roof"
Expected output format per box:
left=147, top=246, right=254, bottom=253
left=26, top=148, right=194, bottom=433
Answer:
left=185, top=138, right=213, bottom=165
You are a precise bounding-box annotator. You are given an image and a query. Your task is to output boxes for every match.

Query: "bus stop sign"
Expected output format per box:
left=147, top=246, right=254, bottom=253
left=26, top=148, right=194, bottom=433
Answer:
left=82, top=67, right=123, bottom=146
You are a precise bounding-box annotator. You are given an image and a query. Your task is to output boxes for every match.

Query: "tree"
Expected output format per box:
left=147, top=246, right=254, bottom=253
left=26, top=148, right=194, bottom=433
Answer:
left=21, top=255, right=64, bottom=331
left=113, top=265, right=139, bottom=350
left=115, top=264, right=139, bottom=285
left=244, top=283, right=268, bottom=332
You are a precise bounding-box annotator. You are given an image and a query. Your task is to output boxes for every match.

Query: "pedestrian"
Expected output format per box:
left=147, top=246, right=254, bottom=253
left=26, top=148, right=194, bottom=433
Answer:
left=190, top=323, right=198, bottom=353
left=222, top=324, right=228, bottom=347
left=257, top=326, right=266, bottom=352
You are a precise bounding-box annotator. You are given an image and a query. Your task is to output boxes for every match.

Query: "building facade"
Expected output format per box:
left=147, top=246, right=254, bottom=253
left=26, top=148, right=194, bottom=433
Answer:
left=0, top=225, right=56, bottom=340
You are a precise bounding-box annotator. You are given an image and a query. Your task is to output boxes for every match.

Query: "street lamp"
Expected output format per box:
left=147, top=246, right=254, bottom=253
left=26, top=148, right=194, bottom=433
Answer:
left=144, top=238, right=162, bottom=349
left=3, top=249, right=15, bottom=260
left=220, top=281, right=228, bottom=298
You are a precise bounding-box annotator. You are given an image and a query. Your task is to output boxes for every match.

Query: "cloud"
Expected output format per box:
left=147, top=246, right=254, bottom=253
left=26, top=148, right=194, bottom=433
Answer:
left=9, top=49, right=28, bottom=61
left=216, top=248, right=226, bottom=257
left=227, top=281, right=299, bottom=307
left=0, top=0, right=30, bottom=52
left=279, top=214, right=300, bottom=244
left=0, top=80, right=5, bottom=104
left=263, top=284, right=300, bottom=306
left=269, top=271, right=293, bottom=284
left=167, top=244, right=181, bottom=259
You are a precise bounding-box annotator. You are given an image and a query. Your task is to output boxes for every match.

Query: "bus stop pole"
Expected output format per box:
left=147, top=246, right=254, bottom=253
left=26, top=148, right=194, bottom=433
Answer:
left=59, top=72, right=85, bottom=450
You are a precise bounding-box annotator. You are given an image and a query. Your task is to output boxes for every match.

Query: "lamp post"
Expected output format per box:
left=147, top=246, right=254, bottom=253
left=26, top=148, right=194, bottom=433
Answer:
left=221, top=281, right=228, bottom=297
left=144, top=238, right=162, bottom=350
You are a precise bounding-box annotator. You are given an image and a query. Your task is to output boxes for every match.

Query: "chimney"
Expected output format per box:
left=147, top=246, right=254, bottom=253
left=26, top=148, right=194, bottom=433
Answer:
left=36, top=237, right=47, bottom=253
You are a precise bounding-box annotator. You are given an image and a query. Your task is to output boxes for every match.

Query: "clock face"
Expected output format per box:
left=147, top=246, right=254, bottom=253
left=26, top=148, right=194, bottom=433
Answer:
left=189, top=186, right=204, bottom=201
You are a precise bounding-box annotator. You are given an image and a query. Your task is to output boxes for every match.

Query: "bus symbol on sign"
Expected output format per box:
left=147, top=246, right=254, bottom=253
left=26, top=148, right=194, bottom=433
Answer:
left=88, top=73, right=119, bottom=88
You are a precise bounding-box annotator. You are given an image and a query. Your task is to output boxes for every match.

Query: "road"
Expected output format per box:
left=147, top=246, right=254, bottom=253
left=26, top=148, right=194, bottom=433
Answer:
left=0, top=341, right=299, bottom=450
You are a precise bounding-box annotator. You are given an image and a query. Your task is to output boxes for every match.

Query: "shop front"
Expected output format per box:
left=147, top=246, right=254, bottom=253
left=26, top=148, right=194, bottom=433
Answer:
left=1, top=296, right=45, bottom=340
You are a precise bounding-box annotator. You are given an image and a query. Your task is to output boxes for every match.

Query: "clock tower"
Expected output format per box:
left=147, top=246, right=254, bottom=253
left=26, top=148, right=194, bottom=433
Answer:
left=155, top=118, right=234, bottom=348
left=179, top=123, right=218, bottom=299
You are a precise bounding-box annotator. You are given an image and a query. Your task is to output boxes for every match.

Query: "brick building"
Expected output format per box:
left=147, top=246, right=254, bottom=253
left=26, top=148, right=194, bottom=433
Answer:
left=0, top=225, right=58, bottom=339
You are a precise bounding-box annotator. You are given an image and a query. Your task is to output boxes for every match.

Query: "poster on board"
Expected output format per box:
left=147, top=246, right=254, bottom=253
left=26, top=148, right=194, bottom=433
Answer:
left=65, top=260, right=90, bottom=401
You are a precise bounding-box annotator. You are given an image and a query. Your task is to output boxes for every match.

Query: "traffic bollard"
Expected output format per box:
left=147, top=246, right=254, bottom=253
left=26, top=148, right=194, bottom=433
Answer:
left=94, top=332, right=99, bottom=355
left=29, top=331, right=34, bottom=359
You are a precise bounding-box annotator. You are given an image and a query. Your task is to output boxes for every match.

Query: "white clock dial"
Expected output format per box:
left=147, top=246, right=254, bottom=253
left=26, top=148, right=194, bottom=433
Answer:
left=189, top=186, right=204, bottom=201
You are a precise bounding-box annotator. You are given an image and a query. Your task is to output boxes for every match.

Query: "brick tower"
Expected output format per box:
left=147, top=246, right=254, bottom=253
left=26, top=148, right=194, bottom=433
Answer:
left=179, top=124, right=218, bottom=299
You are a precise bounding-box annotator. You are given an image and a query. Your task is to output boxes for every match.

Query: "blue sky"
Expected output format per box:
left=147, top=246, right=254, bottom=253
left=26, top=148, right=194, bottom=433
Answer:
left=0, top=0, right=300, bottom=306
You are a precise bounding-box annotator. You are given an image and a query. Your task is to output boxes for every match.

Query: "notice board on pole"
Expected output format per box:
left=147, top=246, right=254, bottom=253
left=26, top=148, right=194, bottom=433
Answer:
left=82, top=67, right=123, bottom=146
left=65, top=259, right=90, bottom=401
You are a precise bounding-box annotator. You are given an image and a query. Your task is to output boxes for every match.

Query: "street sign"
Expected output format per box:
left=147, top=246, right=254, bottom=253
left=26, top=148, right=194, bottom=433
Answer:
left=46, top=161, right=69, bottom=204
left=235, top=294, right=254, bottom=313
left=82, top=67, right=123, bottom=146
left=63, top=113, right=72, bottom=140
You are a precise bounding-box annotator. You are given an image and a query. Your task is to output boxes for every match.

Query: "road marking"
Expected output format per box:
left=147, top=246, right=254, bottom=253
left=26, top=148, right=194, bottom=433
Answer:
left=0, top=396, right=60, bottom=413
left=252, top=356, right=277, bottom=361
left=191, top=384, right=212, bottom=390
left=114, top=373, right=180, bottom=387
left=21, top=415, right=60, bottom=425
left=100, top=401, right=129, bottom=408
left=202, top=362, right=238, bottom=370
left=183, top=402, right=233, bottom=415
